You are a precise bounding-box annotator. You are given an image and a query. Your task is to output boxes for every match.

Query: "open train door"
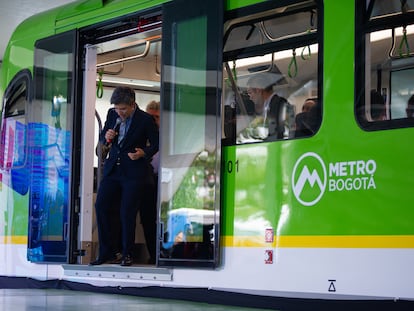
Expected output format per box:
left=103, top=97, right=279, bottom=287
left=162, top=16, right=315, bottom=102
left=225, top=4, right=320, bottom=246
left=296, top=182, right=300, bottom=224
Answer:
left=27, top=30, right=78, bottom=263
left=158, top=0, right=223, bottom=267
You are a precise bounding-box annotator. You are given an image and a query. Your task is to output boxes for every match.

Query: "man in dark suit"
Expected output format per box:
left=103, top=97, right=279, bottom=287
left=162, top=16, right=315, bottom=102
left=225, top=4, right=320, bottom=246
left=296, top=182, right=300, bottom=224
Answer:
left=90, top=86, right=159, bottom=266
left=244, top=73, right=293, bottom=141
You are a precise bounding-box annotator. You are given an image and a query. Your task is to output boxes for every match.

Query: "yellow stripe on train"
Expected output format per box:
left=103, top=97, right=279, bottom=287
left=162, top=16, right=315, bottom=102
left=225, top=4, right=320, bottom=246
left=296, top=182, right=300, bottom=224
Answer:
left=3, top=235, right=414, bottom=248
left=222, top=235, right=414, bottom=248
left=1, top=236, right=28, bottom=244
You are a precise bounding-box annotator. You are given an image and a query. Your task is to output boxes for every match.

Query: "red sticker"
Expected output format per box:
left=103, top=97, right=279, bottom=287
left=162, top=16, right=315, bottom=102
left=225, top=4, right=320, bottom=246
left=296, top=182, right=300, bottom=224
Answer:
left=265, top=250, right=273, bottom=264
left=265, top=228, right=274, bottom=243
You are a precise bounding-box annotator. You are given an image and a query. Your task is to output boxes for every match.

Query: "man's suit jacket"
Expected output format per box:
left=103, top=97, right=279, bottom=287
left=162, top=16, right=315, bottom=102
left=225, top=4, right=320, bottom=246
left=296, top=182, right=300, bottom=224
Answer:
left=100, top=106, right=159, bottom=183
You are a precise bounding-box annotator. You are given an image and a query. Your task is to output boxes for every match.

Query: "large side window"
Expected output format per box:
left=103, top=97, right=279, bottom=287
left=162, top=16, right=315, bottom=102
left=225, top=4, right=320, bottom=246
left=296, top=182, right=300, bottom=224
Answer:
left=222, top=0, right=322, bottom=145
left=0, top=70, right=31, bottom=175
left=0, top=70, right=32, bottom=246
left=27, top=30, right=76, bottom=263
left=356, top=0, right=414, bottom=130
left=0, top=69, right=32, bottom=219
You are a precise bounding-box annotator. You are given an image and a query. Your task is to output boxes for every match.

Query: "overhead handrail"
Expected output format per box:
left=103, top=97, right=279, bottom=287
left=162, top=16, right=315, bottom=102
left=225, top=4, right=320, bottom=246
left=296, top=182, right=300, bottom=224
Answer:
left=155, top=54, right=161, bottom=76
left=260, top=9, right=315, bottom=78
left=232, top=60, right=237, bottom=82
left=244, top=53, right=276, bottom=75
left=288, top=49, right=298, bottom=78
left=398, top=26, right=410, bottom=57
left=301, top=43, right=311, bottom=60
left=259, top=10, right=317, bottom=42
left=101, top=63, right=125, bottom=76
left=301, top=10, right=315, bottom=60
left=96, top=40, right=151, bottom=68
left=399, top=0, right=410, bottom=57
left=96, top=70, right=104, bottom=98
left=388, top=1, right=412, bottom=59
left=259, top=21, right=316, bottom=43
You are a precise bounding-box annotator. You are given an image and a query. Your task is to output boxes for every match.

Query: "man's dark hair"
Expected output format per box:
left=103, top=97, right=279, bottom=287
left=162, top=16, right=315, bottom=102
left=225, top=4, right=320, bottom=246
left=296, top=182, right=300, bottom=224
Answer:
left=110, top=86, right=136, bottom=105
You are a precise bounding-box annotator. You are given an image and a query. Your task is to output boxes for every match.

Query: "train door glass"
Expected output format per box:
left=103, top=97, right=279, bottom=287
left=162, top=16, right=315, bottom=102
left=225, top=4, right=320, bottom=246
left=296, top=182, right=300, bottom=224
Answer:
left=158, top=0, right=223, bottom=267
left=0, top=70, right=31, bottom=242
left=222, top=0, right=321, bottom=145
left=27, top=30, right=76, bottom=262
left=356, top=0, right=414, bottom=129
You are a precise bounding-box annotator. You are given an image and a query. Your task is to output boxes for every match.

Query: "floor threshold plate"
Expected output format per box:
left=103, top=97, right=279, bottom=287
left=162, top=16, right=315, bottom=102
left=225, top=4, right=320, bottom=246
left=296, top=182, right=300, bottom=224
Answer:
left=62, top=264, right=172, bottom=281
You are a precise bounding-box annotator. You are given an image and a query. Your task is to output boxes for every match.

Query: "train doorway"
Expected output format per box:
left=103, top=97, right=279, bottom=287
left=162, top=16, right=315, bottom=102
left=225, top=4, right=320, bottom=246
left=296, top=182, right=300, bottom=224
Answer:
left=77, top=0, right=223, bottom=268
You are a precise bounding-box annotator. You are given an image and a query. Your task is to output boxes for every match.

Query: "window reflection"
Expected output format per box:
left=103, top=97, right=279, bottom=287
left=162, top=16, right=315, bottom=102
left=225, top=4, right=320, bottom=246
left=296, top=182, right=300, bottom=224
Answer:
left=222, top=2, right=321, bottom=145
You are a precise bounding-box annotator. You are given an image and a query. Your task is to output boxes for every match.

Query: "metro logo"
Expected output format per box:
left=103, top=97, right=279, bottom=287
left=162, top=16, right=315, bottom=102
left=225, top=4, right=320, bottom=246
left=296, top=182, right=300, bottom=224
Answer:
left=292, top=152, right=326, bottom=206
left=292, top=152, right=377, bottom=206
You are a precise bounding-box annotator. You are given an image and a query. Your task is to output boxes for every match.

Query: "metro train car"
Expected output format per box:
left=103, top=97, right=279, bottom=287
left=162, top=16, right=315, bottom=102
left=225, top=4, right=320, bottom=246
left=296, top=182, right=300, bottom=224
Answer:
left=1, top=0, right=414, bottom=309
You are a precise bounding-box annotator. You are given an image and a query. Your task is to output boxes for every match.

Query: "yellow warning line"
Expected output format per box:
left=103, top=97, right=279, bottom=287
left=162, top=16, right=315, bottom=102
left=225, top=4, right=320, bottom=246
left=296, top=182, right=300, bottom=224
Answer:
left=1, top=236, right=28, bottom=244
left=222, top=235, right=414, bottom=248
left=3, top=235, right=414, bottom=248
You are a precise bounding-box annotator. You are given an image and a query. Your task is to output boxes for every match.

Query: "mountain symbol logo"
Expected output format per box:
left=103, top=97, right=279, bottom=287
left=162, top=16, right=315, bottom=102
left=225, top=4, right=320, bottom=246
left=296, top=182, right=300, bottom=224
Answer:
left=292, top=152, right=327, bottom=206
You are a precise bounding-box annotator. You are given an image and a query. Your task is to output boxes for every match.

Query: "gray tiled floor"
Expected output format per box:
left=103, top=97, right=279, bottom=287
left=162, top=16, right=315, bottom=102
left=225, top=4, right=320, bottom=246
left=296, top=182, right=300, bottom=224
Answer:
left=0, top=289, right=266, bottom=311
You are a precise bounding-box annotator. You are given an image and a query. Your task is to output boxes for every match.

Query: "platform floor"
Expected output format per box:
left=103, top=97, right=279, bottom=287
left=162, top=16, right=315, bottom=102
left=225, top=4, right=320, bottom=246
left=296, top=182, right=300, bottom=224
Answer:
left=0, top=288, right=269, bottom=311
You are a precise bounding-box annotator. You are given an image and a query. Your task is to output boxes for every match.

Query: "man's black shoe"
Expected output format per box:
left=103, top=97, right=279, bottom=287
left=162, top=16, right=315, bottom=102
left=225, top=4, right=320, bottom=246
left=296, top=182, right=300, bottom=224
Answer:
left=120, top=255, right=133, bottom=266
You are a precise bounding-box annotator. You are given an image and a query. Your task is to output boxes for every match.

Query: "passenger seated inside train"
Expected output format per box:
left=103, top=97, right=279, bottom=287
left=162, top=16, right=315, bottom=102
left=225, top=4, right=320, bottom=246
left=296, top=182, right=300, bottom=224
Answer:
left=236, top=72, right=294, bottom=143
left=295, top=98, right=318, bottom=138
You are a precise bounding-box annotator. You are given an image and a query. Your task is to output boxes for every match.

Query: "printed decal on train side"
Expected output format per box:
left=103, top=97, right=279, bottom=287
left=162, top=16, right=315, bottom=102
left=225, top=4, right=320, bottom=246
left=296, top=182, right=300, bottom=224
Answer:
left=292, top=152, right=377, bottom=206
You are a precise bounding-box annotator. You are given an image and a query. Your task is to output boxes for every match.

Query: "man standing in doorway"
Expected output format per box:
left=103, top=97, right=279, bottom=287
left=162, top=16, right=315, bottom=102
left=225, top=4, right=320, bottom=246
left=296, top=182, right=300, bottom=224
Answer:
left=91, top=86, right=159, bottom=266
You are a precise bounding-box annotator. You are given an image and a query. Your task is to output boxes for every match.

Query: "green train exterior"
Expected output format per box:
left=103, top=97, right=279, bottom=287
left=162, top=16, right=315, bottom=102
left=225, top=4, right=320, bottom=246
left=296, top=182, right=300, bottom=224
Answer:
left=1, top=0, right=414, bottom=305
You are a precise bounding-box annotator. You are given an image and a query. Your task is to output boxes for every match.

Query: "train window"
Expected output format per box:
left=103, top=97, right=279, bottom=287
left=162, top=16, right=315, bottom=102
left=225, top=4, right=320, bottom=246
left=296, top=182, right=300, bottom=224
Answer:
left=0, top=69, right=31, bottom=171
left=222, top=0, right=321, bottom=145
left=356, top=0, right=414, bottom=129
